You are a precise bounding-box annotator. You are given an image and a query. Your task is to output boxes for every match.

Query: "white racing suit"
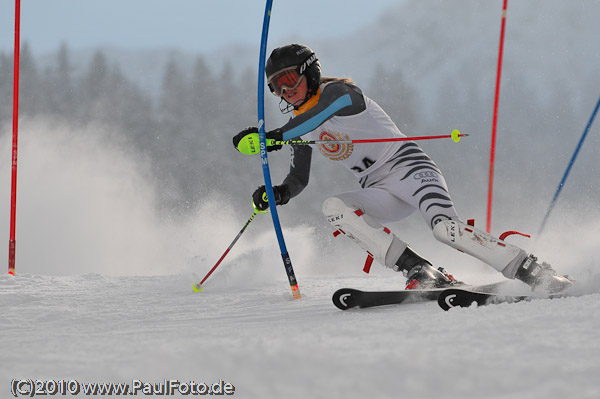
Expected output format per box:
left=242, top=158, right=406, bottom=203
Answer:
left=277, top=80, right=529, bottom=279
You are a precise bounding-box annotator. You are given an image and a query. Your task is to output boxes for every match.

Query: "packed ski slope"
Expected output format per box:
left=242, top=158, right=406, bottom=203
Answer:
left=2, top=271, right=599, bottom=399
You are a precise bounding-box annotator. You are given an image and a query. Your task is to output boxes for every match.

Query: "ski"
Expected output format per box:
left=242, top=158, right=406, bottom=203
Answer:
left=332, top=282, right=505, bottom=310
left=437, top=288, right=566, bottom=311
left=332, top=288, right=438, bottom=310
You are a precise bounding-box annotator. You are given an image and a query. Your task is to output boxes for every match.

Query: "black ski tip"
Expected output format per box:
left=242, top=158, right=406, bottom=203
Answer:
left=438, top=288, right=489, bottom=311
left=332, top=288, right=363, bottom=310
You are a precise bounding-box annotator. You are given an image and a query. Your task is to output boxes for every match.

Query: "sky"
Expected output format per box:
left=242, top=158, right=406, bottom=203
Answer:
left=0, top=0, right=403, bottom=54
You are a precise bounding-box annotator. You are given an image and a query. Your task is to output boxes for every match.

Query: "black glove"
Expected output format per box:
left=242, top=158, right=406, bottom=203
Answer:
left=266, top=128, right=283, bottom=152
left=252, top=184, right=291, bottom=211
left=233, top=127, right=258, bottom=152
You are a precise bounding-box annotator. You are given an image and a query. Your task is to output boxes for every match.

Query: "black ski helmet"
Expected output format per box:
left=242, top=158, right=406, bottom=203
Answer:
left=266, top=44, right=321, bottom=99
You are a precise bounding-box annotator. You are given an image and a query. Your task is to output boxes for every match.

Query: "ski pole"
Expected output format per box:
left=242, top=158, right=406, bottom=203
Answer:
left=237, top=129, right=466, bottom=155
left=193, top=208, right=265, bottom=292
left=275, top=130, right=466, bottom=146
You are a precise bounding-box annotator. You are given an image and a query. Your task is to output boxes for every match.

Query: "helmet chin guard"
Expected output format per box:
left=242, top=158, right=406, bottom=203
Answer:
left=277, top=93, right=312, bottom=114
left=278, top=97, right=295, bottom=114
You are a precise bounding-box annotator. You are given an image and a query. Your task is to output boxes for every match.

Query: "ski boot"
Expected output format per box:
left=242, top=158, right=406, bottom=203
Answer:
left=515, top=255, right=573, bottom=293
left=405, top=265, right=460, bottom=290
left=396, top=247, right=460, bottom=290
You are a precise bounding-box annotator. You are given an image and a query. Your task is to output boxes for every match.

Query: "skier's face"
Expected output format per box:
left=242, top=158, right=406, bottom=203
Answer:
left=268, top=67, right=308, bottom=106
left=281, top=76, right=308, bottom=107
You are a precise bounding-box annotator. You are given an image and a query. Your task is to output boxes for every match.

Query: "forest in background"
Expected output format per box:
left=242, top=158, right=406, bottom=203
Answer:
left=0, top=43, right=421, bottom=222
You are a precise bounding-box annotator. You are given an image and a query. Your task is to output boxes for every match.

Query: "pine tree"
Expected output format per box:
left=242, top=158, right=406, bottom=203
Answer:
left=19, top=42, right=41, bottom=116
left=45, top=42, right=76, bottom=117
left=0, top=50, right=13, bottom=123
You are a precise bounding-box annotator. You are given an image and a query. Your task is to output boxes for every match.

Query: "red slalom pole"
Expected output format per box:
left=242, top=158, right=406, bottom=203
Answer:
left=8, top=0, right=21, bottom=276
left=486, top=0, right=508, bottom=234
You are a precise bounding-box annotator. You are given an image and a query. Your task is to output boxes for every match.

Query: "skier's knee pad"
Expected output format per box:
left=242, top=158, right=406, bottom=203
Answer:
left=432, top=220, right=527, bottom=278
left=322, top=196, right=405, bottom=268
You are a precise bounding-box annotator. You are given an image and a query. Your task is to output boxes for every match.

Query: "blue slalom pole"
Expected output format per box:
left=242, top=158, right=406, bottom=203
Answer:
left=257, top=0, right=301, bottom=299
left=538, top=94, right=600, bottom=235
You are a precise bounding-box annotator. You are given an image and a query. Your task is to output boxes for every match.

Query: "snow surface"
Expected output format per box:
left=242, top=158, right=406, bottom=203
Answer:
left=2, top=272, right=599, bottom=399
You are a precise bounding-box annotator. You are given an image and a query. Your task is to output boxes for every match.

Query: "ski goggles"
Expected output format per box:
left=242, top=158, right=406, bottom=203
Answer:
left=267, top=67, right=304, bottom=97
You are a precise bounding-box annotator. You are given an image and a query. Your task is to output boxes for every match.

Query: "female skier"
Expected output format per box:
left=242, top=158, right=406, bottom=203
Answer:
left=233, top=44, right=571, bottom=292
